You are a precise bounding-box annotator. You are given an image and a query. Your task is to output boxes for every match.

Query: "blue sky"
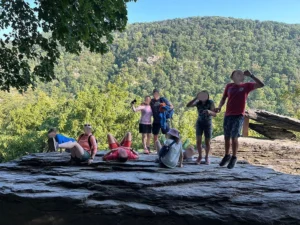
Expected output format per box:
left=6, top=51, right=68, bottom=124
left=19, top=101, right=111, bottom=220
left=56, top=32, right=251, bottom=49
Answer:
left=127, top=0, right=300, bottom=24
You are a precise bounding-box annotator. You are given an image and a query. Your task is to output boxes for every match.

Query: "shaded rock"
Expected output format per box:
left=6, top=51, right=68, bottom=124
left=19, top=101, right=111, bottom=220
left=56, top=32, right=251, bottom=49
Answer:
left=0, top=152, right=300, bottom=225
left=245, top=109, right=300, bottom=132
left=249, top=123, right=296, bottom=140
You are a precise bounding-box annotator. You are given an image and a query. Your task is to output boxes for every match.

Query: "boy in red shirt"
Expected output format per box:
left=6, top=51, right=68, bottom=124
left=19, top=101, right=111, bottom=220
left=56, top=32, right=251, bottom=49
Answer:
left=215, top=70, right=264, bottom=169
left=103, top=132, right=139, bottom=162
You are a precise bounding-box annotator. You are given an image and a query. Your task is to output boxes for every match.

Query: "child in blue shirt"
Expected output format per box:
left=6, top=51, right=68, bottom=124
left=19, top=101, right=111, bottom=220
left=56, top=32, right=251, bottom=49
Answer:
left=47, top=128, right=75, bottom=152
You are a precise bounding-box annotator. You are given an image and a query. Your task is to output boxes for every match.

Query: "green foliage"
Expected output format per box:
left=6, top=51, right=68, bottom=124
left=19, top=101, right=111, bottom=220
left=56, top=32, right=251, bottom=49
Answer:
left=1, top=16, right=300, bottom=161
left=0, top=0, right=136, bottom=92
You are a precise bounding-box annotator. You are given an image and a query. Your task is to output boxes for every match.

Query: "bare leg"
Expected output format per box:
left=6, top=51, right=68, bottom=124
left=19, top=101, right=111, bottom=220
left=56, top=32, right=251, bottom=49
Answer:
left=107, top=133, right=118, bottom=149
left=225, top=137, right=231, bottom=155
left=119, top=132, right=132, bottom=146
left=155, top=140, right=162, bottom=154
left=146, top=133, right=151, bottom=148
left=142, top=133, right=147, bottom=149
left=123, top=132, right=132, bottom=142
left=232, top=138, right=239, bottom=157
left=58, top=142, right=84, bottom=158
left=204, top=138, right=211, bottom=164
left=196, top=135, right=202, bottom=164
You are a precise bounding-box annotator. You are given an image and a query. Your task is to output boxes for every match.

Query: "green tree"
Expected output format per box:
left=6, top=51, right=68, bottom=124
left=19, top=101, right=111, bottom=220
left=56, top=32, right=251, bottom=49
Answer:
left=0, top=0, right=136, bottom=92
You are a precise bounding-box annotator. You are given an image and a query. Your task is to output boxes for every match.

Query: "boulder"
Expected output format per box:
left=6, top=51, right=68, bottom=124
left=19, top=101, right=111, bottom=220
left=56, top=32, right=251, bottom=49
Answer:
left=245, top=109, right=300, bottom=132
left=0, top=152, right=300, bottom=225
left=249, top=123, right=296, bottom=140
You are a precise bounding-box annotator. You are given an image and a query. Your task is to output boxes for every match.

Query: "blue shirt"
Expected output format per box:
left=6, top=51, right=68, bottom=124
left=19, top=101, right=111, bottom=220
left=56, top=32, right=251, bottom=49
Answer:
left=55, top=134, right=75, bottom=144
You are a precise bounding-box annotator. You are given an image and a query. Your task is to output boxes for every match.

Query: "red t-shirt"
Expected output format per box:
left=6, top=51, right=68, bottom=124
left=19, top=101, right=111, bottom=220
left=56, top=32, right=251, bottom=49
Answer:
left=223, top=82, right=255, bottom=116
left=104, top=147, right=138, bottom=161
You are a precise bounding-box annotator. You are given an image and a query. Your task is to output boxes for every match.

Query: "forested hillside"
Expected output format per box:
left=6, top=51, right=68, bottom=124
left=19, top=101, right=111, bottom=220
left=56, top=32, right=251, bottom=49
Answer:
left=1, top=16, right=300, bottom=161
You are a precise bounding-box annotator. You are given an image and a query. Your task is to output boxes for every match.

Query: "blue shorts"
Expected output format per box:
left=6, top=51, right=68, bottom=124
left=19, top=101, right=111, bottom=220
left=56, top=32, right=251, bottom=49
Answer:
left=224, top=115, right=244, bottom=138
left=196, top=120, right=212, bottom=139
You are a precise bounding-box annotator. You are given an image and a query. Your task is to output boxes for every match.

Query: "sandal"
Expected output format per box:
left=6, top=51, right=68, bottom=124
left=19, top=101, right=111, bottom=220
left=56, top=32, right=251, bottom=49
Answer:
left=143, top=149, right=150, bottom=154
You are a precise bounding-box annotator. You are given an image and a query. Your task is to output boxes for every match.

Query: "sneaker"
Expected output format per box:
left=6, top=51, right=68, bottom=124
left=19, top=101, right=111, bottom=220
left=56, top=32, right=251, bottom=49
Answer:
left=227, top=156, right=237, bottom=169
left=48, top=138, right=57, bottom=152
left=219, top=154, right=231, bottom=167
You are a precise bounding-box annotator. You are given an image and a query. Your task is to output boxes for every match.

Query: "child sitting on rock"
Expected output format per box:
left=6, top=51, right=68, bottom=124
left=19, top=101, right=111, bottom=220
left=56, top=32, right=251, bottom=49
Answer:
left=156, top=128, right=183, bottom=168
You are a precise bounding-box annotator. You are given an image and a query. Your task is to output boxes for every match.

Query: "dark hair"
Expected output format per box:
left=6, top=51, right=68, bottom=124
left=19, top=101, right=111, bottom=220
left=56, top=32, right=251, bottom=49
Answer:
left=197, top=90, right=210, bottom=106
left=231, top=70, right=237, bottom=78
left=169, top=135, right=180, bottom=144
left=153, top=89, right=159, bottom=94
left=118, top=156, right=128, bottom=163
left=47, top=128, right=57, bottom=134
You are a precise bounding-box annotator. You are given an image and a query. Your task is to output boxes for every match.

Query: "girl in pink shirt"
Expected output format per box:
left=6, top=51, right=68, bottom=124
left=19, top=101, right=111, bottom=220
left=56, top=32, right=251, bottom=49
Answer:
left=132, top=96, right=152, bottom=154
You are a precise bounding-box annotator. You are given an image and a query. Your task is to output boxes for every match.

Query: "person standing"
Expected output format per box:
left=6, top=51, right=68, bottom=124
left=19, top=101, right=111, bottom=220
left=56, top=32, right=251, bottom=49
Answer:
left=215, top=70, right=264, bottom=169
left=150, top=89, right=173, bottom=152
left=132, top=96, right=152, bottom=154
left=186, top=91, right=216, bottom=165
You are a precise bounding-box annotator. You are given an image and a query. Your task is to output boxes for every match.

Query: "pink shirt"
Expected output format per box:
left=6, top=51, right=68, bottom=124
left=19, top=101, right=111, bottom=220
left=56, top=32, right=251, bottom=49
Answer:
left=134, top=105, right=152, bottom=125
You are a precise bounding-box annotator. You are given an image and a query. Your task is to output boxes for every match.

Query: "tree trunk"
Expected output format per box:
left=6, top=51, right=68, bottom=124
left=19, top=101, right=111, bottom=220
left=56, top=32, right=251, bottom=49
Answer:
left=245, top=109, right=300, bottom=132
left=249, top=123, right=296, bottom=140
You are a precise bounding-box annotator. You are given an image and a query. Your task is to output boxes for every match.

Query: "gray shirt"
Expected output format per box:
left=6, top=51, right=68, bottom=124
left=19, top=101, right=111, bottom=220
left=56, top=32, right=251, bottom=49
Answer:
left=160, top=139, right=183, bottom=168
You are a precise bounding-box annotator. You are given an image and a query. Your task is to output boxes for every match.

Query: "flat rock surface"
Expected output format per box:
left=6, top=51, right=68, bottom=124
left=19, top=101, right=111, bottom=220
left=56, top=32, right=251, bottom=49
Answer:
left=0, top=152, right=300, bottom=225
left=212, top=136, right=300, bottom=175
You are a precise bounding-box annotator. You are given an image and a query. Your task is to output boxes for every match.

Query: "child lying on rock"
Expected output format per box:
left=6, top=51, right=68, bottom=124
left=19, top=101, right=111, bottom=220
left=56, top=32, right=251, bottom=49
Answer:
left=103, top=132, right=139, bottom=162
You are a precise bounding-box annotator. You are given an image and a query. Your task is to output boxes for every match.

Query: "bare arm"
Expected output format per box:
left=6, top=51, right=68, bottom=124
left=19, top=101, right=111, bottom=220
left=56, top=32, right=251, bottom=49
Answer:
left=131, top=149, right=139, bottom=157
left=207, top=101, right=217, bottom=117
left=186, top=97, right=198, bottom=107
left=90, top=136, right=97, bottom=159
left=215, top=96, right=227, bottom=113
left=244, top=70, right=265, bottom=89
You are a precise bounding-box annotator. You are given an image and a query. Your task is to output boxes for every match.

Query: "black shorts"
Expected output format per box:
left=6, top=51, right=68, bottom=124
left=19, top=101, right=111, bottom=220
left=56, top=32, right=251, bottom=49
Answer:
left=139, top=124, right=152, bottom=134
left=152, top=123, right=169, bottom=135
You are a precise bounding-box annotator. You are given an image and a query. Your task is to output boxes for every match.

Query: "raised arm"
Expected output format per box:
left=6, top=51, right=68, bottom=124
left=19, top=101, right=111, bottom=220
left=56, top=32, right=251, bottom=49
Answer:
left=186, top=96, right=198, bottom=107
left=132, top=104, right=144, bottom=112
left=244, top=70, right=265, bottom=89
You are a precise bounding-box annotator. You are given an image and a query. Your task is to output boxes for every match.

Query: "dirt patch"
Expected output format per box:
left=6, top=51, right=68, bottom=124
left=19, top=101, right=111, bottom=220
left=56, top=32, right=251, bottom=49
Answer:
left=211, top=136, right=300, bottom=175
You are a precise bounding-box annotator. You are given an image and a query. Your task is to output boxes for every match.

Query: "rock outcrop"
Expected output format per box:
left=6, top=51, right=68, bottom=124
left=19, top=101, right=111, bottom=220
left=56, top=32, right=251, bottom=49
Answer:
left=1, top=152, right=300, bottom=225
left=245, top=109, right=300, bottom=140
left=249, top=123, right=296, bottom=140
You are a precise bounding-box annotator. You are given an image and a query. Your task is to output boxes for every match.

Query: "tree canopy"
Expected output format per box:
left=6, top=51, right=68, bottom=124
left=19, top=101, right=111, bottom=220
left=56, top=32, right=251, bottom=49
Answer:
left=0, top=0, right=136, bottom=92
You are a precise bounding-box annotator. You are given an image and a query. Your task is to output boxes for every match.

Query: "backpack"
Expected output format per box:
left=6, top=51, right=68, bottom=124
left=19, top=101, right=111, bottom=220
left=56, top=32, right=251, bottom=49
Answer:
left=158, top=140, right=176, bottom=159
left=78, top=134, right=97, bottom=150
